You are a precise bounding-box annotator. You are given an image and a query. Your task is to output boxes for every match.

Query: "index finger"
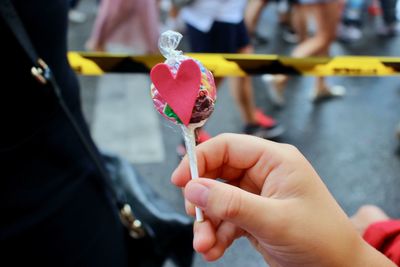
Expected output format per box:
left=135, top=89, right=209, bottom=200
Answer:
left=171, top=133, right=284, bottom=188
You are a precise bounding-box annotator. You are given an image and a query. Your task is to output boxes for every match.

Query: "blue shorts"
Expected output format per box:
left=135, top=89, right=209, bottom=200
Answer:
left=186, top=20, right=250, bottom=53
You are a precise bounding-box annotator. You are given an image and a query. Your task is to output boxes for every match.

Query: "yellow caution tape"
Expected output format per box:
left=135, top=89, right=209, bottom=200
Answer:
left=68, top=51, right=400, bottom=77
left=68, top=52, right=104, bottom=75
left=311, top=57, right=396, bottom=76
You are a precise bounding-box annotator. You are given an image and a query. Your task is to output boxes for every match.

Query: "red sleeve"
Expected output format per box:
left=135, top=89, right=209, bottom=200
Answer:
left=363, top=220, right=400, bottom=266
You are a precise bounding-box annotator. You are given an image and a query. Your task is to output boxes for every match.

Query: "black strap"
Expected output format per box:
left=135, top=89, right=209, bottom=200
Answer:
left=0, top=0, right=38, bottom=66
left=0, top=0, right=124, bottom=209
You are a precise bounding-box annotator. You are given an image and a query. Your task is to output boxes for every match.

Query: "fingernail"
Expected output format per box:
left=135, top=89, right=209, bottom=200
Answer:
left=185, top=199, right=195, bottom=215
left=170, top=168, right=182, bottom=185
left=170, top=170, right=177, bottom=184
left=186, top=182, right=209, bottom=208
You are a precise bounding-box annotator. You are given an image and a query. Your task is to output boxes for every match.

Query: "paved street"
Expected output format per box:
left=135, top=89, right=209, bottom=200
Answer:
left=69, top=2, right=400, bottom=266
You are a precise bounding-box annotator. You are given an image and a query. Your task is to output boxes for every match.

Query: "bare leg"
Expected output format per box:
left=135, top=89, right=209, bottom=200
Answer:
left=351, top=205, right=390, bottom=235
left=229, top=45, right=257, bottom=124
left=164, top=3, right=184, bottom=32
left=291, top=3, right=339, bottom=58
left=230, top=76, right=257, bottom=124
left=214, top=77, right=223, bottom=88
left=245, top=0, right=268, bottom=36
left=87, top=0, right=137, bottom=51
left=291, top=4, right=308, bottom=42
left=274, top=2, right=341, bottom=96
left=264, top=4, right=306, bottom=103
left=137, top=0, right=160, bottom=53
left=270, top=8, right=306, bottom=95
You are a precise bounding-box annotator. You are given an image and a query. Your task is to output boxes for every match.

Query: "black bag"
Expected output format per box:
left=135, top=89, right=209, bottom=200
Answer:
left=0, top=1, right=194, bottom=266
left=103, top=153, right=194, bottom=267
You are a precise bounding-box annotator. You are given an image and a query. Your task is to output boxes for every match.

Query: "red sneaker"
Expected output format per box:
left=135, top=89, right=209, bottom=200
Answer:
left=255, top=109, right=276, bottom=128
left=196, top=128, right=211, bottom=143
left=245, top=109, right=284, bottom=139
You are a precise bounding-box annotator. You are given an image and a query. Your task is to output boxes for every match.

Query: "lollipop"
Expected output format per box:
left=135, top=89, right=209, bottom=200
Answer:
left=150, top=31, right=217, bottom=222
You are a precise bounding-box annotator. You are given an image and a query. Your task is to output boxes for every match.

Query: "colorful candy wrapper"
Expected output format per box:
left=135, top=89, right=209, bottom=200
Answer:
left=150, top=31, right=217, bottom=222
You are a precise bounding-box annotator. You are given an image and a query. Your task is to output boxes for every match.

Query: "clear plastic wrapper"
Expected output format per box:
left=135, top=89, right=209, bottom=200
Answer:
left=150, top=30, right=216, bottom=127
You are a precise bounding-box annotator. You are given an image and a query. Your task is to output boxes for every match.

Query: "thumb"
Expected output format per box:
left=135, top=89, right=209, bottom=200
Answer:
left=184, top=178, right=278, bottom=234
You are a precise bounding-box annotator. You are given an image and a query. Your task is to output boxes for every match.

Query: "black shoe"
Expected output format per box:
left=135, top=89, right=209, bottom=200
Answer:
left=244, top=122, right=285, bottom=140
left=103, top=153, right=194, bottom=267
left=377, top=23, right=398, bottom=37
left=280, top=24, right=299, bottom=44
left=251, top=33, right=269, bottom=46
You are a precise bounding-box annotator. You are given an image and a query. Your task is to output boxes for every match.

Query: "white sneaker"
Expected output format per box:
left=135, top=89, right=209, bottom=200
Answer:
left=337, top=24, right=363, bottom=42
left=261, top=74, right=285, bottom=107
left=69, top=10, right=87, bottom=23
left=376, top=23, right=398, bottom=37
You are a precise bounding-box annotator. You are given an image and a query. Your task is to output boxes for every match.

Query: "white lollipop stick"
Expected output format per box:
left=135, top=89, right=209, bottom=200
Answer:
left=181, top=124, right=204, bottom=222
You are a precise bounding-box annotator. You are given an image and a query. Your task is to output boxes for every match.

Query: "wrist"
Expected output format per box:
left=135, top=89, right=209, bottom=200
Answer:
left=352, top=238, right=396, bottom=267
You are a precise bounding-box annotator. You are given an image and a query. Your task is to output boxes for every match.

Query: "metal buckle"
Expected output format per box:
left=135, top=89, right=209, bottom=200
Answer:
left=31, top=58, right=50, bottom=85
left=119, top=204, right=146, bottom=239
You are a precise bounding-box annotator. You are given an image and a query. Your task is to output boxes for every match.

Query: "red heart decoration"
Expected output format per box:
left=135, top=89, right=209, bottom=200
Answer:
left=150, top=59, right=201, bottom=126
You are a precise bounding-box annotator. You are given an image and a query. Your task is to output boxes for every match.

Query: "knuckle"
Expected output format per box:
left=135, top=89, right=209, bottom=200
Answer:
left=282, top=143, right=299, bottom=154
left=216, top=132, right=234, bottom=140
left=281, top=144, right=303, bottom=163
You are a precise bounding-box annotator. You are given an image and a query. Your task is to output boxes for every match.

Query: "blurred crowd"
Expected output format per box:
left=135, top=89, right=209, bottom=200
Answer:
left=68, top=0, right=400, bottom=49
left=67, top=0, right=400, bottom=141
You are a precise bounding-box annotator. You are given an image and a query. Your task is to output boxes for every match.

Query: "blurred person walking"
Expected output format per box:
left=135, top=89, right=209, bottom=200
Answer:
left=337, top=0, right=364, bottom=43
left=245, top=0, right=298, bottom=45
left=376, top=0, right=398, bottom=36
left=338, top=0, right=398, bottom=42
left=86, top=0, right=160, bottom=53
left=162, top=0, right=191, bottom=32
left=262, top=0, right=345, bottom=107
left=245, top=0, right=269, bottom=44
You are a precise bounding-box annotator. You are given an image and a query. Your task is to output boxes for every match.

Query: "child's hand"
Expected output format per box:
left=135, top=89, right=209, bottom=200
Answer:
left=171, top=134, right=394, bottom=267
